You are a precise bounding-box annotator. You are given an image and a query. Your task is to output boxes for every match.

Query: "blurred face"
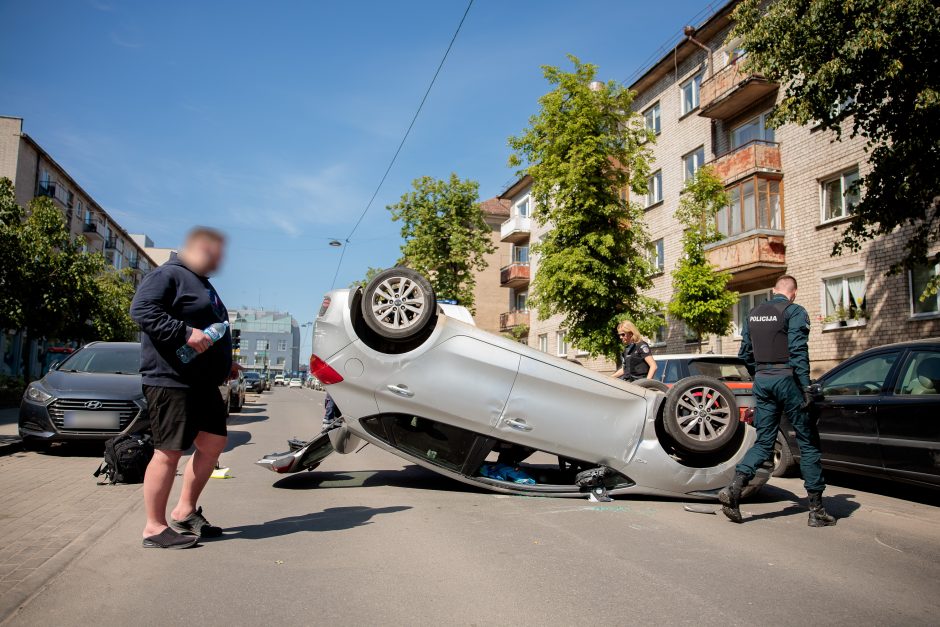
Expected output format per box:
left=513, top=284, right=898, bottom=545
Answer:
left=618, top=329, right=635, bottom=345
left=181, top=235, right=225, bottom=276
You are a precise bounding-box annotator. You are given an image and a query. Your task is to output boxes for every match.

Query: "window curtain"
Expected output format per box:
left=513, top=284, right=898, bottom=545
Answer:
left=847, top=275, right=866, bottom=314
left=824, top=278, right=844, bottom=316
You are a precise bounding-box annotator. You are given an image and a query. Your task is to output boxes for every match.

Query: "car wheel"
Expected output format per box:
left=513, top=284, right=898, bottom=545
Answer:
left=361, top=267, right=437, bottom=341
left=630, top=379, right=669, bottom=394
left=662, top=376, right=740, bottom=454
left=772, top=432, right=797, bottom=477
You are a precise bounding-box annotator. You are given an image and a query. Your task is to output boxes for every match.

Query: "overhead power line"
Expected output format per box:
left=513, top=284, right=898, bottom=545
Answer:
left=329, top=0, right=475, bottom=289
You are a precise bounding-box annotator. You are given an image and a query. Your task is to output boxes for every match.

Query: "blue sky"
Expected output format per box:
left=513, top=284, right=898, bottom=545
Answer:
left=1, top=0, right=720, bottom=360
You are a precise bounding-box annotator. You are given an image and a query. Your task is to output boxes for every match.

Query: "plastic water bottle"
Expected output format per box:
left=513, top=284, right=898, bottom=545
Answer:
left=177, top=321, right=229, bottom=364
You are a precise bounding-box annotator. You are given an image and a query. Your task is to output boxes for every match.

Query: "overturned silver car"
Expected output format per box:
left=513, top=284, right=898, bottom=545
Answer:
left=259, top=268, right=768, bottom=500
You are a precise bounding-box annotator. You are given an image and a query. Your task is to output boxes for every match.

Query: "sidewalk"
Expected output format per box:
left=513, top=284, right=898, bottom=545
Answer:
left=0, top=408, right=22, bottom=456
left=0, top=447, right=142, bottom=621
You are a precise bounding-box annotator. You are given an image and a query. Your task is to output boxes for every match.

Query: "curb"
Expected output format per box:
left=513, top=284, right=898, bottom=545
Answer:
left=0, top=438, right=22, bottom=457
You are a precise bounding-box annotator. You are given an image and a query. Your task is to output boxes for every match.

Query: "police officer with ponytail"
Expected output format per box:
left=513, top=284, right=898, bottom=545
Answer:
left=719, top=275, right=836, bottom=527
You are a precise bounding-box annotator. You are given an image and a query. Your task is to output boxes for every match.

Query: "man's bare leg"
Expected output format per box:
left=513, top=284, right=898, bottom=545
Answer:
left=172, top=431, right=227, bottom=520
left=142, top=449, right=183, bottom=538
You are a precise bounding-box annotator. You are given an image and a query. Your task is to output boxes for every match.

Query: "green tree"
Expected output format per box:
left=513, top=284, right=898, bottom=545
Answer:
left=348, top=266, right=385, bottom=290
left=508, top=55, right=660, bottom=358
left=387, top=173, right=495, bottom=313
left=668, top=167, right=738, bottom=341
left=733, top=0, right=940, bottom=298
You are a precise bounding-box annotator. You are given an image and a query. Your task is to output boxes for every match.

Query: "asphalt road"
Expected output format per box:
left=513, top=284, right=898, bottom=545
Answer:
left=5, top=388, right=940, bottom=626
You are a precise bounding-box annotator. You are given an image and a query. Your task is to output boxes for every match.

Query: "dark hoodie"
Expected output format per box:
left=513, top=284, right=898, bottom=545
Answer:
left=130, top=253, right=232, bottom=388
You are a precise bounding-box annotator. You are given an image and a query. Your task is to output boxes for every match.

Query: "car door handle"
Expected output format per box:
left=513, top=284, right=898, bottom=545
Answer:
left=505, top=418, right=532, bottom=431
left=386, top=384, right=414, bottom=398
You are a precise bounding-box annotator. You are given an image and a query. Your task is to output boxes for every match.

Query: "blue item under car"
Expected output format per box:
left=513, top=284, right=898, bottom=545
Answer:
left=478, top=463, right=536, bottom=485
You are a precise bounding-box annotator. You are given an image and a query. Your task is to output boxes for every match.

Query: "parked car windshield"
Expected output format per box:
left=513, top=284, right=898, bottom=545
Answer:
left=58, top=345, right=141, bottom=375
left=244, top=372, right=261, bottom=380
left=687, top=359, right=751, bottom=382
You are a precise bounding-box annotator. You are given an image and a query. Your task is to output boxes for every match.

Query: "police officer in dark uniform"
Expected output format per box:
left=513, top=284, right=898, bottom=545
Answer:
left=612, top=320, right=658, bottom=382
left=719, top=275, right=836, bottom=527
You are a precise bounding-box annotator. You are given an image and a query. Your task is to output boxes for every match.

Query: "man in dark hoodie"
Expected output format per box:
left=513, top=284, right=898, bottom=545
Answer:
left=130, top=227, right=232, bottom=549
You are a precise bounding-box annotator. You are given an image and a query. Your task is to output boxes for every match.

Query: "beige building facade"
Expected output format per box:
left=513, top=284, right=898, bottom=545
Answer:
left=501, top=0, right=940, bottom=376
left=470, top=197, right=513, bottom=334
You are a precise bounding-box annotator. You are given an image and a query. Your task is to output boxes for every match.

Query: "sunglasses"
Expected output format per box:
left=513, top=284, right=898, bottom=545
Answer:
left=618, top=332, right=631, bottom=337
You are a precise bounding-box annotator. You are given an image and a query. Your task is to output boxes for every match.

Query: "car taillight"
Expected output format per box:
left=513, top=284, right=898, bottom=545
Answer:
left=310, top=354, right=343, bottom=385
left=739, top=407, right=754, bottom=424
left=318, top=296, right=331, bottom=318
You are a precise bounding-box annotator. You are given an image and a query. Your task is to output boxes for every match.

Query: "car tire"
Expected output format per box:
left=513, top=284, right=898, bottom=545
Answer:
left=630, top=379, right=669, bottom=394
left=361, top=267, right=437, bottom=341
left=662, top=376, right=740, bottom=454
left=772, top=432, right=797, bottom=477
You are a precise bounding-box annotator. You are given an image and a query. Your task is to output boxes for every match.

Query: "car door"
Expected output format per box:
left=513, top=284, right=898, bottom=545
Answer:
left=814, top=350, right=901, bottom=475
left=495, top=356, right=647, bottom=463
left=374, top=334, right=520, bottom=436
left=878, top=348, right=940, bottom=486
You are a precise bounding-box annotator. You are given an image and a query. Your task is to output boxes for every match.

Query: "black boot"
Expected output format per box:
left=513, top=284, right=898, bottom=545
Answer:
left=718, top=472, right=750, bottom=523
left=807, top=491, right=837, bottom=527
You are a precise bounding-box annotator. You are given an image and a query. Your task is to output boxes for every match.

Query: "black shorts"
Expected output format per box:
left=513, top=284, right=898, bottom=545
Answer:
left=143, top=385, right=228, bottom=451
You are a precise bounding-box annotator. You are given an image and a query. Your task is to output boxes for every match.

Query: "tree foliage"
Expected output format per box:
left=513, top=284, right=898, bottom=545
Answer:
left=668, top=167, right=738, bottom=340
left=508, top=55, right=660, bottom=358
left=348, top=266, right=385, bottom=290
left=733, top=0, right=940, bottom=297
left=388, top=173, right=495, bottom=313
left=0, top=178, right=138, bottom=376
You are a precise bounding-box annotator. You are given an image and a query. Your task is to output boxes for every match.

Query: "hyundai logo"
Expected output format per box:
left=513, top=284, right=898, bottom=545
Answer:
left=84, top=400, right=103, bottom=409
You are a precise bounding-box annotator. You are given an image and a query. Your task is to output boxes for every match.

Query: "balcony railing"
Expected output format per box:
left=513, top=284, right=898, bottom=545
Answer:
left=500, top=262, right=530, bottom=287
left=705, top=230, right=786, bottom=284
left=37, top=182, right=57, bottom=199
left=500, top=214, right=532, bottom=243
left=82, top=221, right=100, bottom=235
left=499, top=309, right=530, bottom=332
left=128, top=257, right=141, bottom=270
left=711, top=140, right=782, bottom=185
left=104, top=236, right=118, bottom=249
left=699, top=61, right=778, bottom=120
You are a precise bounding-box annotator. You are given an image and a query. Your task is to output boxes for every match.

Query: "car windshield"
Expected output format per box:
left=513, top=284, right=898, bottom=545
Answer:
left=687, top=359, right=752, bottom=382
left=244, top=372, right=261, bottom=380
left=58, top=345, right=140, bottom=374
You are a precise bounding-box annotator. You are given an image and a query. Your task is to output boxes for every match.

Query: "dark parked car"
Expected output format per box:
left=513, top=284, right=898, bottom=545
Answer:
left=650, top=354, right=755, bottom=420
left=19, top=342, right=149, bottom=446
left=774, top=339, right=940, bottom=487
left=243, top=371, right=265, bottom=393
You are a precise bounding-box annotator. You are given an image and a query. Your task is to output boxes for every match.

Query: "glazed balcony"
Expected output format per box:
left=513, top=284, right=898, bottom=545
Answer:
left=500, top=262, right=530, bottom=288
left=499, top=309, right=530, bottom=332
left=500, top=214, right=532, bottom=243
left=699, top=61, right=778, bottom=120
left=82, top=221, right=104, bottom=242
left=705, top=230, right=786, bottom=284
left=711, top=140, right=782, bottom=185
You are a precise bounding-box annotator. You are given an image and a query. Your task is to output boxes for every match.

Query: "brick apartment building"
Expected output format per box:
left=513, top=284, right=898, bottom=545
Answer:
left=497, top=0, right=940, bottom=376
left=0, top=115, right=161, bottom=378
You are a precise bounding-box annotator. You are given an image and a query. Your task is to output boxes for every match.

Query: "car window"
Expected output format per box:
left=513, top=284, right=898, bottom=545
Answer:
left=688, top=359, right=752, bottom=382
left=662, top=360, right=682, bottom=384
left=822, top=352, right=899, bottom=396
left=387, top=415, right=477, bottom=471
left=895, top=351, right=940, bottom=395
left=59, top=346, right=141, bottom=374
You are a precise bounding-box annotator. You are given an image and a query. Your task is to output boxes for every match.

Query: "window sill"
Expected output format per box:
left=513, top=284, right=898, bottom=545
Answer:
left=650, top=342, right=667, bottom=348
left=909, top=312, right=940, bottom=321
left=816, top=215, right=854, bottom=230
left=678, top=107, right=700, bottom=122
left=644, top=200, right=664, bottom=211
left=821, top=319, right=867, bottom=332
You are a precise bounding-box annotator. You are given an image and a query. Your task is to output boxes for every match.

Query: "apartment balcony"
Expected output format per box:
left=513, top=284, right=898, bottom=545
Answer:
left=82, top=221, right=104, bottom=242
left=37, top=182, right=57, bottom=199
left=500, top=214, right=532, bottom=243
left=699, top=61, right=778, bottom=120
left=500, top=262, right=530, bottom=288
left=499, top=309, right=530, bottom=332
left=104, top=236, right=118, bottom=250
left=711, top=140, right=782, bottom=185
left=705, top=230, right=786, bottom=284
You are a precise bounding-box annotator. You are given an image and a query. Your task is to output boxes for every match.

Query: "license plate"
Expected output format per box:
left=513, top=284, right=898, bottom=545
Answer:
left=63, top=411, right=121, bottom=429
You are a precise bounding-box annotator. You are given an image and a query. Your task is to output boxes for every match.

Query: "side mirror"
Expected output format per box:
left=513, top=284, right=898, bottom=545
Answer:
left=49, top=361, right=61, bottom=371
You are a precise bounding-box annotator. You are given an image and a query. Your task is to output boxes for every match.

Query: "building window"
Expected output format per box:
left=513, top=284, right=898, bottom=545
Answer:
left=514, top=291, right=528, bottom=311
left=515, top=195, right=531, bottom=218
left=538, top=333, right=548, bottom=353
left=823, top=273, right=866, bottom=321
left=716, top=176, right=781, bottom=236
left=683, top=146, right=705, bottom=181
left=256, top=339, right=270, bottom=351
left=730, top=110, right=774, bottom=150
left=512, top=244, right=529, bottom=264
left=680, top=73, right=702, bottom=116
left=556, top=330, right=568, bottom=357
left=821, top=168, right=860, bottom=222
left=646, top=170, right=663, bottom=207
left=277, top=339, right=288, bottom=351
left=644, top=102, right=661, bottom=135
left=733, top=289, right=773, bottom=337
left=66, top=190, right=74, bottom=208
left=650, top=238, right=665, bottom=274
left=276, top=357, right=285, bottom=366
left=651, top=314, right=668, bottom=346
left=910, top=262, right=940, bottom=316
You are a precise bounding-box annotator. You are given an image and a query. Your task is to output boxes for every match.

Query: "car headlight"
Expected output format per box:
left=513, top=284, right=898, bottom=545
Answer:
left=25, top=383, right=53, bottom=404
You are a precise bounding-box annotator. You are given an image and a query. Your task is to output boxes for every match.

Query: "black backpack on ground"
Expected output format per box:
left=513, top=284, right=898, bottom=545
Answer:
left=94, top=434, right=154, bottom=485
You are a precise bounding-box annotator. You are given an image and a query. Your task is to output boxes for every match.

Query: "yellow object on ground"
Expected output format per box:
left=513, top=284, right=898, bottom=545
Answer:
left=210, top=467, right=233, bottom=479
